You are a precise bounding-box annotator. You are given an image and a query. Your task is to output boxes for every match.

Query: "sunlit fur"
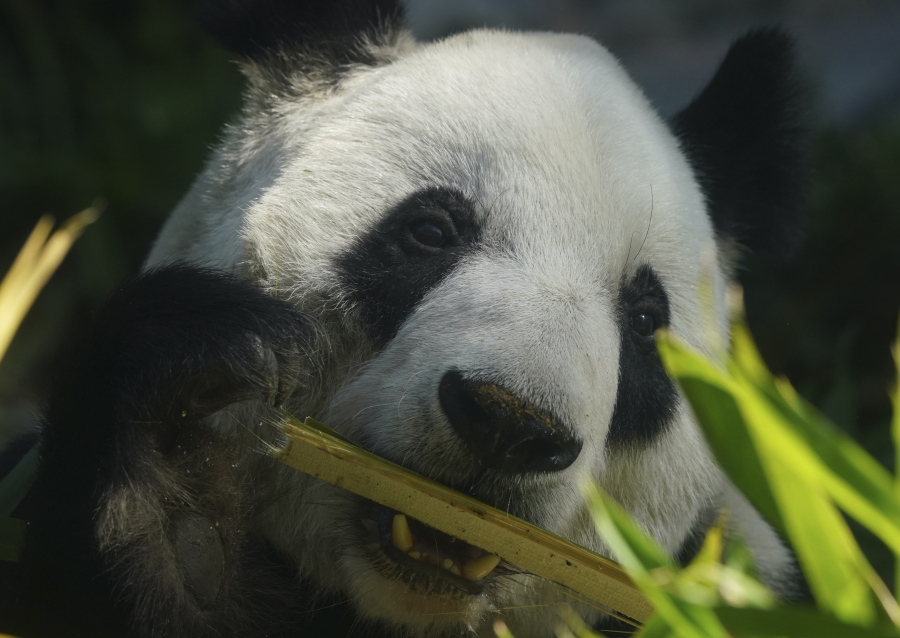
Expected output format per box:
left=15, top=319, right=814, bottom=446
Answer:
left=146, top=26, right=795, bottom=638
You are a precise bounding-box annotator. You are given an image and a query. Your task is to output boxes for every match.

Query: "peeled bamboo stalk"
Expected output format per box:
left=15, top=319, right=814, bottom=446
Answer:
left=274, top=417, right=652, bottom=624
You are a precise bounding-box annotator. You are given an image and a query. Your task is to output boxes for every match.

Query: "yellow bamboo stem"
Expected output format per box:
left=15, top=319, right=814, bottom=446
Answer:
left=275, top=417, right=652, bottom=624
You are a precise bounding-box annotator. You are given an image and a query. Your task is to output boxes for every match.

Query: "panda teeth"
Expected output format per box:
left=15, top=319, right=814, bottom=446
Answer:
left=391, top=514, right=415, bottom=552
left=459, top=554, right=501, bottom=582
left=390, top=513, right=500, bottom=581
left=444, top=558, right=463, bottom=577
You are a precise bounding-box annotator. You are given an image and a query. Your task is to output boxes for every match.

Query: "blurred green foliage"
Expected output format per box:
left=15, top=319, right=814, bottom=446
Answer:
left=0, top=0, right=242, bottom=399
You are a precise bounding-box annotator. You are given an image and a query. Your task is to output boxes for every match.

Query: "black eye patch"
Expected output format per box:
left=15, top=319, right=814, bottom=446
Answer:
left=336, top=187, right=480, bottom=342
left=607, top=265, right=678, bottom=448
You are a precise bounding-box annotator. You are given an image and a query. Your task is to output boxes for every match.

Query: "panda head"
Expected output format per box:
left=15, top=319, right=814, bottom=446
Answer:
left=149, top=1, right=809, bottom=634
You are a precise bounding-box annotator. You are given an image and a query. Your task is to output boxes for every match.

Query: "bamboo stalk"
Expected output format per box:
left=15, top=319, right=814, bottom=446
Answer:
left=274, top=417, right=652, bottom=624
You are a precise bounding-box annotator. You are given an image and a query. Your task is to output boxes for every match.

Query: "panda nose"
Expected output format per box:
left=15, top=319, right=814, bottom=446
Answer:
left=438, top=370, right=582, bottom=473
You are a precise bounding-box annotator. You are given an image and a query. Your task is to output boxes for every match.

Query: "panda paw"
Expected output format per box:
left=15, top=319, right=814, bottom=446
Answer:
left=51, top=263, right=312, bottom=429
left=14, top=264, right=313, bottom=634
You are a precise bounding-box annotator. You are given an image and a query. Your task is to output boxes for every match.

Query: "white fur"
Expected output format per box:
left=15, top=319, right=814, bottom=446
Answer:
left=148, top=28, right=789, bottom=637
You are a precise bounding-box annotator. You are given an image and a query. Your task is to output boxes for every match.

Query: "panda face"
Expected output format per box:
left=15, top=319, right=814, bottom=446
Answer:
left=231, top=31, right=727, bottom=635
left=146, top=7, right=808, bottom=637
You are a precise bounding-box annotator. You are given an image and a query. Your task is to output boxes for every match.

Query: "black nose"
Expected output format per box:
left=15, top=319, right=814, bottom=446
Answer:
left=438, top=370, right=583, bottom=473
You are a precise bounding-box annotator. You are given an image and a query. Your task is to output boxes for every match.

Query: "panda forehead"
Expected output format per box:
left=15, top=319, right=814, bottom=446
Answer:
left=252, top=28, right=713, bottom=292
left=327, top=29, right=686, bottom=183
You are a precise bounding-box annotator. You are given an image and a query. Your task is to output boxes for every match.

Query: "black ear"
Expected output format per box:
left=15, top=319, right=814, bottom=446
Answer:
left=670, top=28, right=812, bottom=257
left=197, top=0, right=404, bottom=60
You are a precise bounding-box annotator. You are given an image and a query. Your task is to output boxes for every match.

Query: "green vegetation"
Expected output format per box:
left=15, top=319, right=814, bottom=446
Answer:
left=568, top=315, right=900, bottom=637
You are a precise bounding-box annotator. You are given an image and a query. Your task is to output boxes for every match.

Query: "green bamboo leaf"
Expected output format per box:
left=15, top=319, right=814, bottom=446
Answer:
left=582, top=482, right=673, bottom=573
left=584, top=482, right=728, bottom=638
left=657, top=335, right=782, bottom=529
left=734, top=368, right=898, bottom=624
left=657, top=331, right=878, bottom=624
left=675, top=376, right=783, bottom=530
left=679, top=525, right=775, bottom=610
left=716, top=606, right=900, bottom=638
left=686, top=516, right=724, bottom=569
left=727, top=321, right=770, bottom=386
left=729, top=324, right=900, bottom=558
left=758, top=446, right=876, bottom=624
left=661, top=327, right=900, bottom=554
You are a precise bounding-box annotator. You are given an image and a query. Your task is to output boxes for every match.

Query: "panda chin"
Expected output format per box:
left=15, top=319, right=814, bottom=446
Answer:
left=339, top=505, right=497, bottom=633
left=329, top=500, right=507, bottom=632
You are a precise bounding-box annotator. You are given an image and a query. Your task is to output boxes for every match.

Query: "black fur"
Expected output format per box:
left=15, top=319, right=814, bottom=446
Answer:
left=337, top=187, right=482, bottom=342
left=197, top=0, right=403, bottom=61
left=608, top=266, right=678, bottom=447
left=669, top=28, right=812, bottom=256
left=0, top=265, right=313, bottom=637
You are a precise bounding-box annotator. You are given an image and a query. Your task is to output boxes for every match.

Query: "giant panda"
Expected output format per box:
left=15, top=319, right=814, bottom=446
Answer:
left=1, top=0, right=810, bottom=636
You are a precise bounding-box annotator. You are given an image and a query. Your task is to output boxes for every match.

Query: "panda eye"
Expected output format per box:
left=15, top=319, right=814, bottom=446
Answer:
left=630, top=312, right=656, bottom=338
left=408, top=220, right=447, bottom=248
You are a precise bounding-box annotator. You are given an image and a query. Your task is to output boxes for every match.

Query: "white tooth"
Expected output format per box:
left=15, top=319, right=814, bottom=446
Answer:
left=461, top=553, right=501, bottom=582
left=392, top=514, right=415, bottom=553
left=449, top=565, right=462, bottom=577
left=443, top=558, right=454, bottom=570
left=408, top=551, right=422, bottom=560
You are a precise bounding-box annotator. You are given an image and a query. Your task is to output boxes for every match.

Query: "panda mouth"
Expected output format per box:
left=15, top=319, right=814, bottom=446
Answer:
left=374, top=506, right=501, bottom=595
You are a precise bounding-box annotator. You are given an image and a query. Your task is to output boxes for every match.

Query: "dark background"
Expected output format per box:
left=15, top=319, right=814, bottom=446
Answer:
left=1, top=0, right=899, bottom=584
